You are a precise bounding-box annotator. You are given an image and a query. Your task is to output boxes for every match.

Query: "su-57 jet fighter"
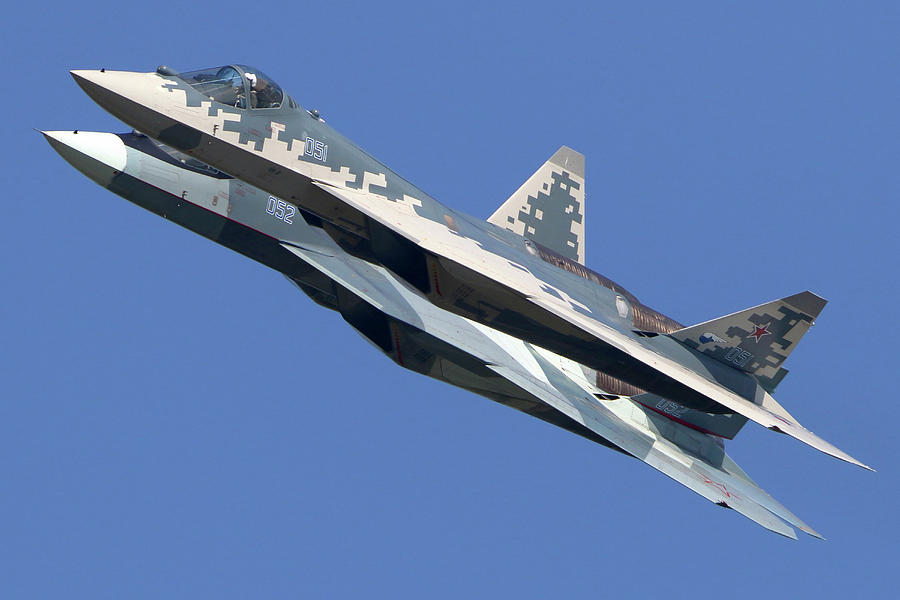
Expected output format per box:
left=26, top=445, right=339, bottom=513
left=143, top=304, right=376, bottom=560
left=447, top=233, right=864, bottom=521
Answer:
left=46, top=64, right=871, bottom=538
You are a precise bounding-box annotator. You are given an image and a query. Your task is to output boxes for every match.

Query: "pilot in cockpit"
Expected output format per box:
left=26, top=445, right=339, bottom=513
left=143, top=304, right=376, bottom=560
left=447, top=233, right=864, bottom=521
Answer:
left=177, top=65, right=282, bottom=110
left=245, top=72, right=279, bottom=109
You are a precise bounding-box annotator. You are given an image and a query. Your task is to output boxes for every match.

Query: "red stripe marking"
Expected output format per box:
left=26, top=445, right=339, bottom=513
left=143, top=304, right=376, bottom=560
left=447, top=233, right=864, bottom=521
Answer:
left=431, top=260, right=442, bottom=296
left=634, top=400, right=728, bottom=439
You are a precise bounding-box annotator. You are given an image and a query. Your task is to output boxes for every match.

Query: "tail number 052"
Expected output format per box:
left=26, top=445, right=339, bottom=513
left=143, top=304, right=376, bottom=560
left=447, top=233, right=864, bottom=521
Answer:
left=266, top=196, right=295, bottom=224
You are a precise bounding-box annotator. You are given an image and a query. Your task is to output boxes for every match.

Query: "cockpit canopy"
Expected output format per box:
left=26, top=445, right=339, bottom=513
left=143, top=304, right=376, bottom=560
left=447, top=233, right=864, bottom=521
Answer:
left=177, top=65, right=285, bottom=110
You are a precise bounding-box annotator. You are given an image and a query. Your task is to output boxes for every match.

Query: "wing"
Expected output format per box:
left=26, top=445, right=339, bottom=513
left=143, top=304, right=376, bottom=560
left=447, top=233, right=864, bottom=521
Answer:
left=486, top=353, right=823, bottom=540
left=278, top=228, right=820, bottom=539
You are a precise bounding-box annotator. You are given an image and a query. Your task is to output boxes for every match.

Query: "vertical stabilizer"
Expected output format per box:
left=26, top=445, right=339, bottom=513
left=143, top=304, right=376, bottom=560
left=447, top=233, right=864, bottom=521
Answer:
left=488, top=146, right=586, bottom=264
left=669, top=292, right=826, bottom=390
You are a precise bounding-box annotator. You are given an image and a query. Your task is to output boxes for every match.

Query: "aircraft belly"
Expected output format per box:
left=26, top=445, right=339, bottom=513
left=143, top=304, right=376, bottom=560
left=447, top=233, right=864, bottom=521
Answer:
left=372, top=307, right=627, bottom=453
left=282, top=235, right=569, bottom=399
left=280, top=229, right=628, bottom=452
left=103, top=170, right=315, bottom=282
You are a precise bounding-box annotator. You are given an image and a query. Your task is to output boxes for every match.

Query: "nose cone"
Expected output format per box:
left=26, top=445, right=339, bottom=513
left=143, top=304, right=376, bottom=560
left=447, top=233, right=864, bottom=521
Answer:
left=41, top=130, right=128, bottom=187
left=70, top=69, right=126, bottom=113
left=69, top=69, right=172, bottom=137
left=69, top=69, right=100, bottom=88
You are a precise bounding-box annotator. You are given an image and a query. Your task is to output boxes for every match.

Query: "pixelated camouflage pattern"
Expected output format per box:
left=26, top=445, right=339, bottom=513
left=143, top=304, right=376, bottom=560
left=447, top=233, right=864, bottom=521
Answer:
left=488, top=146, right=586, bottom=263
left=669, top=292, right=826, bottom=383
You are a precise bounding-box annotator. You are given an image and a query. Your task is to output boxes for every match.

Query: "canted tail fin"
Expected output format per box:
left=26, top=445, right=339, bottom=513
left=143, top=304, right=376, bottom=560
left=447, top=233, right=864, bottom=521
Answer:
left=487, top=146, right=586, bottom=264
left=668, top=291, right=826, bottom=391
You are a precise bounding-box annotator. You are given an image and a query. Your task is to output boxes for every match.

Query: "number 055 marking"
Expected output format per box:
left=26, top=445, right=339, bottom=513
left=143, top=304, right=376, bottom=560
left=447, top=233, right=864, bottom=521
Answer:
left=266, top=195, right=295, bottom=224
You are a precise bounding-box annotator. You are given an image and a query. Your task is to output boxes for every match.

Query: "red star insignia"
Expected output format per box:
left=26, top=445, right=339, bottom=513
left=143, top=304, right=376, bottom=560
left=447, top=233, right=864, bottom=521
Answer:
left=703, top=476, right=734, bottom=498
left=747, top=323, right=772, bottom=342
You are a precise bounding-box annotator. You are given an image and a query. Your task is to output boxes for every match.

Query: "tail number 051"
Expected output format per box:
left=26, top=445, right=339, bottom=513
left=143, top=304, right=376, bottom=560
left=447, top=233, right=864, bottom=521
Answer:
left=304, top=136, right=328, bottom=162
left=266, top=196, right=295, bottom=224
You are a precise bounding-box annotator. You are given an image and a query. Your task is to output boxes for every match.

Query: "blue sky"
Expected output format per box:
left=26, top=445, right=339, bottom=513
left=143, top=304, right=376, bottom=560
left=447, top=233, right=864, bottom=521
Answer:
left=2, top=2, right=898, bottom=597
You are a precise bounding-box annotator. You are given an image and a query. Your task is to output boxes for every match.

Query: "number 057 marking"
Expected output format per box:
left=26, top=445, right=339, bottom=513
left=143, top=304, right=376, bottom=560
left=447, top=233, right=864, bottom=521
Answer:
left=266, top=195, right=295, bottom=224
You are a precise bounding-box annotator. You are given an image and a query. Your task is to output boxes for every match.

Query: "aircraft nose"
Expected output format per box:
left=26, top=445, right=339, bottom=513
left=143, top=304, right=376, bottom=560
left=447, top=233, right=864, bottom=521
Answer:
left=70, top=69, right=120, bottom=110
left=69, top=69, right=92, bottom=84
left=41, top=130, right=128, bottom=187
left=70, top=69, right=112, bottom=87
left=68, top=68, right=170, bottom=137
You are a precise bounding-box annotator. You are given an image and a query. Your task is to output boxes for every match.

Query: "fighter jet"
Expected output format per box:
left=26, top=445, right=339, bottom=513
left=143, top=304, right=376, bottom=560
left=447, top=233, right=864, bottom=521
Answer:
left=46, top=63, right=871, bottom=538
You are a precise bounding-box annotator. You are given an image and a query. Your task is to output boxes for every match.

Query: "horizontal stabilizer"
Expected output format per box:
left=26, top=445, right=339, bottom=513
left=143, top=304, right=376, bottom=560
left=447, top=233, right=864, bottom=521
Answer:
left=669, top=292, right=826, bottom=390
left=487, top=146, right=586, bottom=264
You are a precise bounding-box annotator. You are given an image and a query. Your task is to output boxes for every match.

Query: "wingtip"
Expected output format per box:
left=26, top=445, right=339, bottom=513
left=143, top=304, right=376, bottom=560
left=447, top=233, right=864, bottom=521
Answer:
left=831, top=449, right=874, bottom=472
left=785, top=291, right=828, bottom=319
left=801, top=526, right=827, bottom=541
left=769, top=420, right=873, bottom=472
left=772, top=524, right=800, bottom=541
left=824, top=449, right=873, bottom=472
